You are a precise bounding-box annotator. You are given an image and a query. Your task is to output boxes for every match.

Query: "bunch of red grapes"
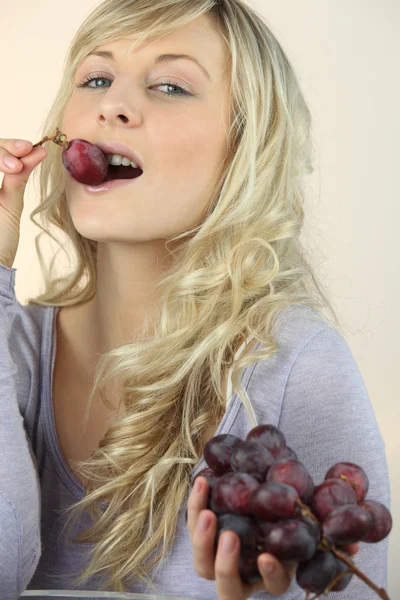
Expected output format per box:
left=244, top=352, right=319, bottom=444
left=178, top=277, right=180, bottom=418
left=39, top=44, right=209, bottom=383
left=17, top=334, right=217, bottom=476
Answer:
left=193, top=424, right=392, bottom=599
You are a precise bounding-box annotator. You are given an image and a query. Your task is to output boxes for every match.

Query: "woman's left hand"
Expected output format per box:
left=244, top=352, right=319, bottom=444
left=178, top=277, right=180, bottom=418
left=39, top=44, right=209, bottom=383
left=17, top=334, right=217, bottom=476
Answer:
left=187, top=476, right=360, bottom=600
left=187, top=476, right=297, bottom=599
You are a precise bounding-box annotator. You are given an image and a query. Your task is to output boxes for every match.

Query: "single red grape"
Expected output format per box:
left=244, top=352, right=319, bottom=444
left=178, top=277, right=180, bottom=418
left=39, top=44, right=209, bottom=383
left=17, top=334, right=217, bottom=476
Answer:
left=325, top=462, right=369, bottom=503
left=204, top=434, right=242, bottom=474
left=312, top=478, right=357, bottom=521
left=246, top=424, right=287, bottom=459
left=258, top=519, right=318, bottom=561
left=211, top=472, right=259, bottom=515
left=358, top=499, right=393, bottom=542
left=267, top=459, right=314, bottom=504
left=296, top=549, right=337, bottom=594
left=250, top=481, right=299, bottom=521
left=61, top=139, right=108, bottom=185
left=230, top=440, right=275, bottom=482
left=322, top=503, right=373, bottom=545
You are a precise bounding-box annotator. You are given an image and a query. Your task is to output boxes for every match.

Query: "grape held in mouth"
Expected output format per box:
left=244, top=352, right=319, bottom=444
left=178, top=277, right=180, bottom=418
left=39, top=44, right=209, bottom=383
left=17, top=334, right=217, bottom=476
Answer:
left=31, top=127, right=142, bottom=185
left=61, top=138, right=108, bottom=185
left=191, top=424, right=392, bottom=598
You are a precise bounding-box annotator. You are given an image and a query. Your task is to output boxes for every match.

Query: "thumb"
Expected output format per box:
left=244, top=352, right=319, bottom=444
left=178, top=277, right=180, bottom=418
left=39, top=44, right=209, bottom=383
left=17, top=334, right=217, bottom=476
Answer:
left=1, top=144, right=48, bottom=206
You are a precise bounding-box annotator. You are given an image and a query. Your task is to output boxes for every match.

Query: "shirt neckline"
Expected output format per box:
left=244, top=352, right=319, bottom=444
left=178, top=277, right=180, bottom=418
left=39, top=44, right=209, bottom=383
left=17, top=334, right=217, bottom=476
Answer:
left=44, top=305, right=258, bottom=498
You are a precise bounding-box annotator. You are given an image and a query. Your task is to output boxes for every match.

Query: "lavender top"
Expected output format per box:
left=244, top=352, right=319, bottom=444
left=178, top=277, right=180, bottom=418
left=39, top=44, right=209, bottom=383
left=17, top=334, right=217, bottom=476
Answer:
left=0, top=264, right=390, bottom=600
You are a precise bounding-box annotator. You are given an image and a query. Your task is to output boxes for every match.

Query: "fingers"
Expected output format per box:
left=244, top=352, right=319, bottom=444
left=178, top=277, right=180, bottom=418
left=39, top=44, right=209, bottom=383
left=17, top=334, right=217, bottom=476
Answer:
left=186, top=476, right=210, bottom=534
left=0, top=139, right=32, bottom=173
left=256, top=553, right=294, bottom=596
left=187, top=477, right=218, bottom=580
left=214, top=536, right=294, bottom=600
left=187, top=477, right=295, bottom=598
left=0, top=141, right=47, bottom=195
left=0, top=140, right=39, bottom=179
left=341, top=542, right=359, bottom=556
left=214, top=531, right=243, bottom=600
left=192, top=509, right=218, bottom=579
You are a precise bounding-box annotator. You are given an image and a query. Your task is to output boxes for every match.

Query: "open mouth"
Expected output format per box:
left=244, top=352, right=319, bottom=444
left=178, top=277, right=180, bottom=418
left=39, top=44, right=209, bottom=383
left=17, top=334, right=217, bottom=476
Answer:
left=104, top=164, right=144, bottom=182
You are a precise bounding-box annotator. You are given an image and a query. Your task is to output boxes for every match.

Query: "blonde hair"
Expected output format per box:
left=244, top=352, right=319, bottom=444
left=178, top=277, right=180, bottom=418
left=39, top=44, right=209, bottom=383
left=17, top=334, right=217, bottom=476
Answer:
left=27, top=0, right=342, bottom=592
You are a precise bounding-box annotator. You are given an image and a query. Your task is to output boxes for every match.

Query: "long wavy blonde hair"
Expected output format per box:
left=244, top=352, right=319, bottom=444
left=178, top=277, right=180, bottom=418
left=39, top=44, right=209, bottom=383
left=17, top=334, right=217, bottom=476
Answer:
left=27, top=0, right=342, bottom=592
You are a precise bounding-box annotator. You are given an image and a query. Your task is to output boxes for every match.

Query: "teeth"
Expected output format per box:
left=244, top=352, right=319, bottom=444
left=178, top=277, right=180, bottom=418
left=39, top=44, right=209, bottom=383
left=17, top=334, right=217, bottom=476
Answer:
left=106, top=153, right=139, bottom=169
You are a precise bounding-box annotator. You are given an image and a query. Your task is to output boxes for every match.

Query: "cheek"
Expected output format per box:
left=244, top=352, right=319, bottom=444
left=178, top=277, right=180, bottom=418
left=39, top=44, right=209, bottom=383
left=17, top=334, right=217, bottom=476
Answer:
left=60, top=97, right=86, bottom=136
left=59, top=117, right=75, bottom=149
left=156, top=118, right=226, bottom=181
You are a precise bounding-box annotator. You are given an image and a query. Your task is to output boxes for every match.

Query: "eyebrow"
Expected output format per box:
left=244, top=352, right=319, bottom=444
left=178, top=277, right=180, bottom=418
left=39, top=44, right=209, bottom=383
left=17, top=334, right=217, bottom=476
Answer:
left=84, top=50, right=212, bottom=82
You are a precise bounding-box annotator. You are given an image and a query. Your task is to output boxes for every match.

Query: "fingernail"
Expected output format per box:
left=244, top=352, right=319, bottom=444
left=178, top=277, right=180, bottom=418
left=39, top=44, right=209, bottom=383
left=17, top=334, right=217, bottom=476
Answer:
left=15, top=140, right=30, bottom=149
left=194, top=478, right=202, bottom=494
left=221, top=533, right=237, bottom=554
left=198, top=513, right=212, bottom=533
left=262, top=560, right=275, bottom=574
left=4, top=156, right=19, bottom=169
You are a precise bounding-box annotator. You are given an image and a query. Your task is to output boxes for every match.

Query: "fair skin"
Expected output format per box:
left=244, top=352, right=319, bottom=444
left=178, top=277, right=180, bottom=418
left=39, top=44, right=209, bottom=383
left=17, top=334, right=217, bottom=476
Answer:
left=60, top=15, right=230, bottom=370
left=58, top=15, right=359, bottom=598
left=56, top=13, right=232, bottom=476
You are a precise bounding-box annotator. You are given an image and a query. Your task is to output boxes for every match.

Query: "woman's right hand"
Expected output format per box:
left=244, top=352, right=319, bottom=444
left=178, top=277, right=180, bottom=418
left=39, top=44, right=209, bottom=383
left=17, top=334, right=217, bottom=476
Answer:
left=0, top=138, right=48, bottom=268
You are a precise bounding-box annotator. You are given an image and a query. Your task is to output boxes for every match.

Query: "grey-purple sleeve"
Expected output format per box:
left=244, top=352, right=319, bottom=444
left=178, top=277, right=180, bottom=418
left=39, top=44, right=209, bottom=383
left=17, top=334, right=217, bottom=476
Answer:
left=0, top=297, right=41, bottom=599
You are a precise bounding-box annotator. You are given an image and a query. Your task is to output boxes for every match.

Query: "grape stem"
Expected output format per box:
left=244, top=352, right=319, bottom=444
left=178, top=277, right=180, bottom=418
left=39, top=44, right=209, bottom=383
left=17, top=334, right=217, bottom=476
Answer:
left=339, top=473, right=357, bottom=491
left=308, top=568, right=353, bottom=599
left=295, top=499, right=320, bottom=526
left=321, top=542, right=391, bottom=600
left=32, top=127, right=71, bottom=152
left=295, top=499, right=391, bottom=599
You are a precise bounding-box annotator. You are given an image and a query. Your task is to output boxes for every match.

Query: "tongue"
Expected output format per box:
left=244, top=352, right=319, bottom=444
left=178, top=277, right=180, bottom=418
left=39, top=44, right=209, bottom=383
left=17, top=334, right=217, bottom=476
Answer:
left=105, top=165, right=143, bottom=181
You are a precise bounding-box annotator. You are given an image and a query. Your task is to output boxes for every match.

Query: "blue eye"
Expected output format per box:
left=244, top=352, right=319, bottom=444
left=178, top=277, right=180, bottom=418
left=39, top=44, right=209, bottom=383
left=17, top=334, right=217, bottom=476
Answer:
left=76, top=73, right=192, bottom=97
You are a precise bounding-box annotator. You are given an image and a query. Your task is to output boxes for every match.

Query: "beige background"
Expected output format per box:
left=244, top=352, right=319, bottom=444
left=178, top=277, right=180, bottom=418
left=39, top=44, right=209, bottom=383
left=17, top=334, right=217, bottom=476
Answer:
left=1, top=0, right=399, bottom=596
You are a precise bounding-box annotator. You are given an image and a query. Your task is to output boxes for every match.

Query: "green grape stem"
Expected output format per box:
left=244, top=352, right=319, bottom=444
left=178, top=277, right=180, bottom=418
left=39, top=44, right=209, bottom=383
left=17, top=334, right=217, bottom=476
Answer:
left=32, top=127, right=71, bottom=152
left=295, top=499, right=391, bottom=599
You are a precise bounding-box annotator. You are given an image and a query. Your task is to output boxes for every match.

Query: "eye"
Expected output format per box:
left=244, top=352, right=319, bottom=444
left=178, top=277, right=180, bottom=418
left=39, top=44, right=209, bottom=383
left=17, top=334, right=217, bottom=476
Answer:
left=76, top=73, right=192, bottom=97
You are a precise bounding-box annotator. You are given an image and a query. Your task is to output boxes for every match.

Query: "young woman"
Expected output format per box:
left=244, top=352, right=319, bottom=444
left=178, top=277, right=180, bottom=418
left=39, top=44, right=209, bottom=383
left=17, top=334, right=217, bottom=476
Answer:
left=0, top=0, right=389, bottom=598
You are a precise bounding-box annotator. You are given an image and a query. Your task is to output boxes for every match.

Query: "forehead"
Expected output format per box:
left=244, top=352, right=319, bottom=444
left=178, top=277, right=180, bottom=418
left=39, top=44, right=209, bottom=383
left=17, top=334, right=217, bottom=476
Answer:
left=92, top=15, right=229, bottom=78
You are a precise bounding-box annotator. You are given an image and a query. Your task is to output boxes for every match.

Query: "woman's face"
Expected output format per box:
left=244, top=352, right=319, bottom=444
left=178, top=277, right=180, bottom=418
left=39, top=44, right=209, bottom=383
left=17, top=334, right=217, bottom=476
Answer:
left=61, top=15, right=231, bottom=245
